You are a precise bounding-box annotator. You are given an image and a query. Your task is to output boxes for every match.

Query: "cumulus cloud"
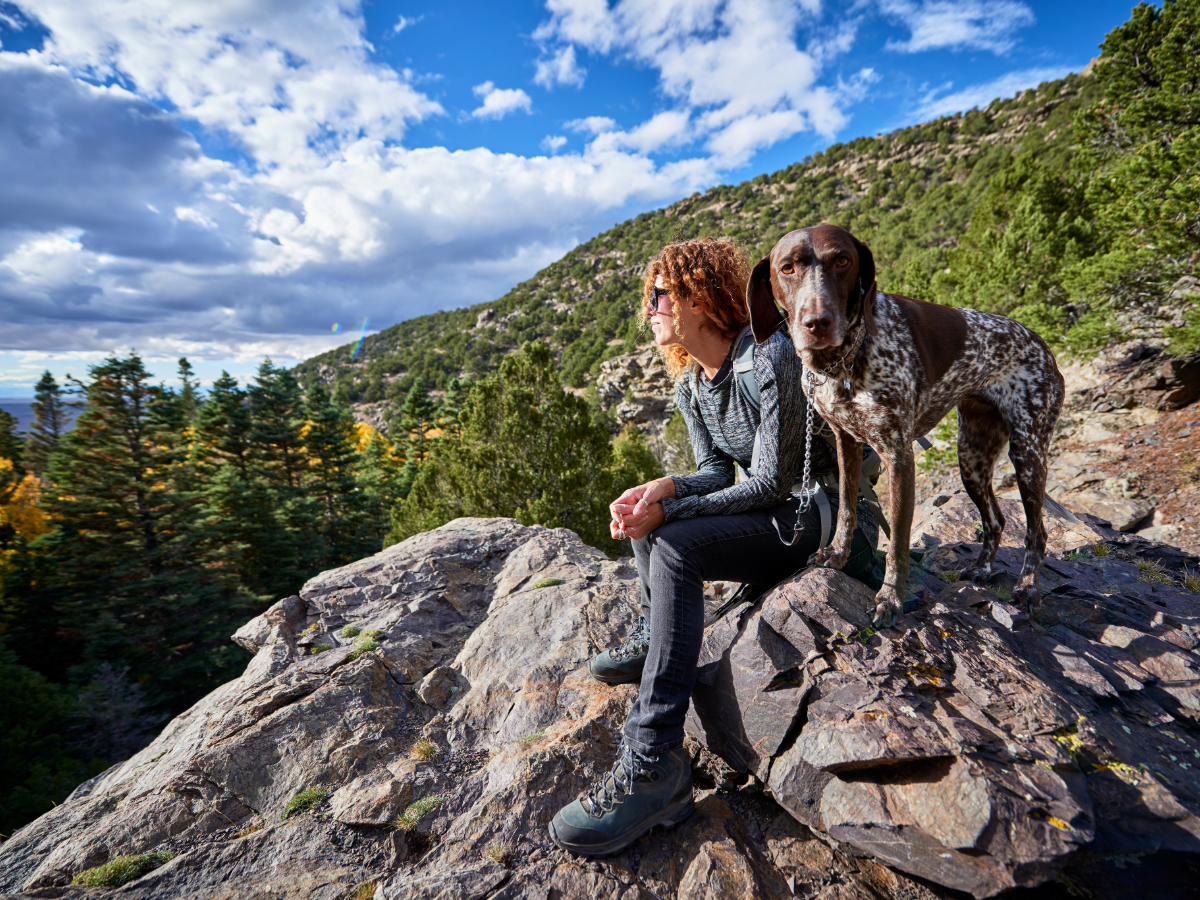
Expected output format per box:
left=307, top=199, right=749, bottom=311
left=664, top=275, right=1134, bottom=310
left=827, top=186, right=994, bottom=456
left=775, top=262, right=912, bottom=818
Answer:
left=534, top=0, right=842, bottom=165
left=0, top=0, right=886, bottom=372
left=470, top=81, right=533, bottom=119
left=881, top=0, right=1035, bottom=54
left=915, top=65, right=1071, bottom=119
left=392, top=14, right=421, bottom=34
left=534, top=44, right=585, bottom=88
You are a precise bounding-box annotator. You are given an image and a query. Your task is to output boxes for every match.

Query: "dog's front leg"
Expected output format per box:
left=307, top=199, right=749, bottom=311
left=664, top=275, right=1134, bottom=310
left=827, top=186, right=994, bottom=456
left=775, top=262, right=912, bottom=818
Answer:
left=809, top=427, right=861, bottom=569
left=874, top=442, right=915, bottom=628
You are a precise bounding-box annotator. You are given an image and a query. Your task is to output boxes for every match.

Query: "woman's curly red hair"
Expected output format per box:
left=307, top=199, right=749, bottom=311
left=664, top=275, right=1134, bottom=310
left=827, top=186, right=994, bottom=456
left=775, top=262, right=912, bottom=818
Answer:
left=639, top=237, right=751, bottom=379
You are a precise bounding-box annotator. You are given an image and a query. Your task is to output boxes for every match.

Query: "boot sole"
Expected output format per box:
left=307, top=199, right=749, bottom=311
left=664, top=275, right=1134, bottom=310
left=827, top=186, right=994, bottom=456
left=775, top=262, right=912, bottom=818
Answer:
left=589, top=669, right=643, bottom=685
left=548, top=794, right=694, bottom=857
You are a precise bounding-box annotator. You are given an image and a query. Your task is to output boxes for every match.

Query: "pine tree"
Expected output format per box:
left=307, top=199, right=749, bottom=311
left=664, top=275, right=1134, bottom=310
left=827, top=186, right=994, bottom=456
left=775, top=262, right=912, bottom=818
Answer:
left=33, top=354, right=256, bottom=711
left=395, top=378, right=439, bottom=500
left=195, top=372, right=252, bottom=477
left=0, top=410, right=20, bottom=470
left=388, top=341, right=618, bottom=550
left=248, top=360, right=306, bottom=491
left=176, top=358, right=200, bottom=425
left=23, top=372, right=66, bottom=476
left=303, top=381, right=373, bottom=563
left=358, top=429, right=403, bottom=536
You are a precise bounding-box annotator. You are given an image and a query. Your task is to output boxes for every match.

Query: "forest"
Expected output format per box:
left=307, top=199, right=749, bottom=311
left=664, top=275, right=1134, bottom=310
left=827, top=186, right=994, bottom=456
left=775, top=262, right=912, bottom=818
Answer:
left=1, top=0, right=1197, bottom=842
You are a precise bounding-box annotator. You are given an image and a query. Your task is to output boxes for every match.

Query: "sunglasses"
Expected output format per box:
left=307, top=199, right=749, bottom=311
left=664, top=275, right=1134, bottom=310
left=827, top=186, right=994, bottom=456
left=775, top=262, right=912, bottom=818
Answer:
left=648, top=285, right=671, bottom=313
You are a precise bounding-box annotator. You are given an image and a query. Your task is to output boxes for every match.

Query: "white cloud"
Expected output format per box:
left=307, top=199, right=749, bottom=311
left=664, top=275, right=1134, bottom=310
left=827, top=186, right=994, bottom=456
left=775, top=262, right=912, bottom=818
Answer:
left=534, top=44, right=586, bottom=88
left=535, top=0, right=842, bottom=165
left=470, top=81, right=533, bottom=119
left=566, top=115, right=617, bottom=135
left=0, top=0, right=887, bottom=366
left=915, top=66, right=1072, bottom=119
left=881, top=0, right=1035, bottom=54
left=392, top=14, right=421, bottom=34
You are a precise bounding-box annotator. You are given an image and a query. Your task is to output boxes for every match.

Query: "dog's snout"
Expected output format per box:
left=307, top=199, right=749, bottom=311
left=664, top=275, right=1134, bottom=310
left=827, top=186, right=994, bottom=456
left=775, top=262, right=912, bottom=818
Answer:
left=802, top=312, right=833, bottom=336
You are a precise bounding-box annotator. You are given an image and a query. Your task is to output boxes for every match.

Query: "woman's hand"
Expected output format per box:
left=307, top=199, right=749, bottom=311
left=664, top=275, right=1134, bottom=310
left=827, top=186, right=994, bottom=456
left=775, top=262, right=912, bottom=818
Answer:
left=610, top=477, right=676, bottom=540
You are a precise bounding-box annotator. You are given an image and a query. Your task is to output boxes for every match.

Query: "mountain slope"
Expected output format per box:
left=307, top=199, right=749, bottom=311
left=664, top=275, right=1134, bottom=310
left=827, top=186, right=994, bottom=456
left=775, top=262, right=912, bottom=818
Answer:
left=293, top=69, right=1102, bottom=420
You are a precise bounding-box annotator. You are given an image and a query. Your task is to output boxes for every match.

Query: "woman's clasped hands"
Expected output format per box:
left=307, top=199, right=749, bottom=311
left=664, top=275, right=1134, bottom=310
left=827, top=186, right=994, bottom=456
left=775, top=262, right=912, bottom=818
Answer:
left=609, top=476, right=676, bottom=541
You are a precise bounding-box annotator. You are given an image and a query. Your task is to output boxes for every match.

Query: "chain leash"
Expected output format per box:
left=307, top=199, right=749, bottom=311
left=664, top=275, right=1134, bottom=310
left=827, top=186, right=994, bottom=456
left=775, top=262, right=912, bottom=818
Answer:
left=785, top=316, right=867, bottom=546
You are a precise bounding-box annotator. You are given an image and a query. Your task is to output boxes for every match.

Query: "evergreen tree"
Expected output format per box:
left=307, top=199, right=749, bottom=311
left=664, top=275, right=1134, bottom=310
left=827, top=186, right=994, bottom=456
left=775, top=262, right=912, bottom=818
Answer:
left=23, top=371, right=67, bottom=476
left=357, top=429, right=403, bottom=537
left=248, top=360, right=306, bottom=491
left=0, top=410, right=20, bottom=470
left=1071, top=0, right=1200, bottom=308
left=388, top=341, right=619, bottom=551
left=32, top=354, right=255, bottom=711
left=176, top=358, right=200, bottom=425
left=195, top=372, right=252, bottom=477
left=303, top=381, right=373, bottom=563
left=394, top=378, right=439, bottom=500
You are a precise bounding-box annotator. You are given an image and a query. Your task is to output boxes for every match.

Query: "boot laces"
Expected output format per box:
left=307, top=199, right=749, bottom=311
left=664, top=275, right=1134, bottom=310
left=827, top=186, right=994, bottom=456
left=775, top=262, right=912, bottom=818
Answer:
left=609, top=616, right=649, bottom=662
left=581, top=741, right=658, bottom=817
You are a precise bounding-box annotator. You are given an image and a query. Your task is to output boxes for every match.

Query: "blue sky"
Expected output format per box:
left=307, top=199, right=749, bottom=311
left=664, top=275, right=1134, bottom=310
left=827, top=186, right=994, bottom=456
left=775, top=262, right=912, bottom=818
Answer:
left=0, top=0, right=1137, bottom=396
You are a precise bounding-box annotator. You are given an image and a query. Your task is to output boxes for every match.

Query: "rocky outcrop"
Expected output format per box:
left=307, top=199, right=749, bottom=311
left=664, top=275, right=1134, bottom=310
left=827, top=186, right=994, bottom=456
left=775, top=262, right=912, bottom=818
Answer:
left=690, top=493, right=1200, bottom=897
left=2, top=509, right=1198, bottom=900
left=595, top=347, right=676, bottom=436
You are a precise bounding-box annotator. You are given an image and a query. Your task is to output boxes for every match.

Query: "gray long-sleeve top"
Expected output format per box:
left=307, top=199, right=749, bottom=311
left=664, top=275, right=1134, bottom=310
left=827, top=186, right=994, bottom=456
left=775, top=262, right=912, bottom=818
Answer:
left=660, top=328, right=838, bottom=523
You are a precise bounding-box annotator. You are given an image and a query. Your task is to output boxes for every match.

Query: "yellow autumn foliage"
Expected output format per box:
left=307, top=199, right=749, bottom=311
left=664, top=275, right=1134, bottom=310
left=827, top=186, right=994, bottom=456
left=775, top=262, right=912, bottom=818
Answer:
left=0, top=460, right=49, bottom=542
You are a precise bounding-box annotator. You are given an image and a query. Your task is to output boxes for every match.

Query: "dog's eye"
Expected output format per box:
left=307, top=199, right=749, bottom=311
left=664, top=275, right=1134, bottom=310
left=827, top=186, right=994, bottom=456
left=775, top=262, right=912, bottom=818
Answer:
left=781, top=263, right=794, bottom=274
left=835, top=257, right=849, bottom=268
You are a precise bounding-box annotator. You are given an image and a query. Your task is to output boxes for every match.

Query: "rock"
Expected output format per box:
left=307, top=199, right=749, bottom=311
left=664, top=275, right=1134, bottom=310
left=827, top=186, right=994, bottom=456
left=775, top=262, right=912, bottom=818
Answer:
left=1061, top=489, right=1154, bottom=532
left=689, top=492, right=1200, bottom=897
left=3, top=508, right=1199, bottom=900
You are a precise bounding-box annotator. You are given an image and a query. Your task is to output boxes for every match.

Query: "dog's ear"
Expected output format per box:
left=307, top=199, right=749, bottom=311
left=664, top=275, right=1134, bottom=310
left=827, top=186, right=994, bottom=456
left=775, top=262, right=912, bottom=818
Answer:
left=863, top=282, right=879, bottom=337
left=747, top=257, right=783, bottom=344
left=847, top=237, right=877, bottom=327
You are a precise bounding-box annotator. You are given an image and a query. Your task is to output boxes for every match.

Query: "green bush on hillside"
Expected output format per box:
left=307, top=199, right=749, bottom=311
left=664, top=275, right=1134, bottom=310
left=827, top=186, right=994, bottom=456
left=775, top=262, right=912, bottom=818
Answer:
left=387, top=342, right=662, bottom=555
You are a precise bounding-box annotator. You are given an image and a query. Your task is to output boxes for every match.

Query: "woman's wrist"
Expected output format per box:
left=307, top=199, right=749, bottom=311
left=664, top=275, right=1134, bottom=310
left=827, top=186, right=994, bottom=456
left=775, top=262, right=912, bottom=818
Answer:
left=656, top=476, right=677, bottom=499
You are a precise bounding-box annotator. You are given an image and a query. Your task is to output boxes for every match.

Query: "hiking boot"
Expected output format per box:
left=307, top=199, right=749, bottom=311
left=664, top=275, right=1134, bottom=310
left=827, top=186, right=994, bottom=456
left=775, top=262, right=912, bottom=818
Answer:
left=589, top=617, right=649, bottom=684
left=548, top=741, right=693, bottom=857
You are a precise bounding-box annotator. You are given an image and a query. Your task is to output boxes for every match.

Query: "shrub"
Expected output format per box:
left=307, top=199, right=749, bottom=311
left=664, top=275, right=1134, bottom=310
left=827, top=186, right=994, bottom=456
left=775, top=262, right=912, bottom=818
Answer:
left=347, top=637, right=381, bottom=662
left=486, top=842, right=514, bottom=867
left=281, top=786, right=331, bottom=821
left=393, top=795, right=442, bottom=832
left=529, top=577, right=563, bottom=590
left=409, top=739, right=440, bottom=762
left=339, top=625, right=361, bottom=639
left=310, top=644, right=332, bottom=655
left=71, top=852, right=175, bottom=887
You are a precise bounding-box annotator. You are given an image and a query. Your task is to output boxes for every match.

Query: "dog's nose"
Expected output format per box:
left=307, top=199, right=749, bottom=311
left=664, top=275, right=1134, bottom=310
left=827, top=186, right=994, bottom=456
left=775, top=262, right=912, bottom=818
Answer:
left=802, top=312, right=833, bottom=336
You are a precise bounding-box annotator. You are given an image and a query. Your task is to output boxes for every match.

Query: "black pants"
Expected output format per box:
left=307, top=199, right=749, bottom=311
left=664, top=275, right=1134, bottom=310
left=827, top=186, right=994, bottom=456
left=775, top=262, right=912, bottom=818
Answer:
left=623, top=496, right=874, bottom=756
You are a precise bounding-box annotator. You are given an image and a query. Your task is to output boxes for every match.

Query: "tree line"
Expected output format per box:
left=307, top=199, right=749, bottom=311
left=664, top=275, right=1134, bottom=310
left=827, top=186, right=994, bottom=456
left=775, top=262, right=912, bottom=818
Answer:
left=0, top=342, right=659, bottom=839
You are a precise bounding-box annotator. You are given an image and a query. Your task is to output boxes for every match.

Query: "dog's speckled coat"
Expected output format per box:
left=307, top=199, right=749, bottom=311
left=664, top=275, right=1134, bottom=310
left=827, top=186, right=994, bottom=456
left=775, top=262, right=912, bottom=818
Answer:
left=748, top=225, right=1064, bottom=626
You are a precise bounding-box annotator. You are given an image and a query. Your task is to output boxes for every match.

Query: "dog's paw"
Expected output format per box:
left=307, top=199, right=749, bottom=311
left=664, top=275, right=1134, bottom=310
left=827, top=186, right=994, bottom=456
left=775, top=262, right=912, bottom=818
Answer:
left=808, top=545, right=849, bottom=570
left=963, top=564, right=993, bottom=586
left=1011, top=585, right=1042, bottom=617
left=871, top=586, right=903, bottom=628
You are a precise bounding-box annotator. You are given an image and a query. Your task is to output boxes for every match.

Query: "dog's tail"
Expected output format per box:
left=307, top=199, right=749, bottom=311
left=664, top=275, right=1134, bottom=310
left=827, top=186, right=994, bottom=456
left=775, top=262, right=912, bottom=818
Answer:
left=1042, top=494, right=1079, bottom=524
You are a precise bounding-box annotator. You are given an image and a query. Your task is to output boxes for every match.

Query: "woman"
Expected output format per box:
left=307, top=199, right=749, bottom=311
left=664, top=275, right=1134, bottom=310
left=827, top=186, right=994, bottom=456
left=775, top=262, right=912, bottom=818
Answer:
left=549, top=237, right=878, bottom=856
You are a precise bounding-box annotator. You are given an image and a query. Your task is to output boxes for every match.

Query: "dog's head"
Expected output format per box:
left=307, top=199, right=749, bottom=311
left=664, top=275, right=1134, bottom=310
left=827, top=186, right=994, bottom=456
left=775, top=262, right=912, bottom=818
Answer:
left=746, top=224, right=876, bottom=352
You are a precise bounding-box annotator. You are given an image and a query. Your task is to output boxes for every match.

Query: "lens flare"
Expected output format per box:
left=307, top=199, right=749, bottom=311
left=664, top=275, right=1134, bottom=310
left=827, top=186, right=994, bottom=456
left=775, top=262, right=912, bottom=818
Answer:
left=351, top=317, right=370, bottom=359
left=331, top=323, right=340, bottom=333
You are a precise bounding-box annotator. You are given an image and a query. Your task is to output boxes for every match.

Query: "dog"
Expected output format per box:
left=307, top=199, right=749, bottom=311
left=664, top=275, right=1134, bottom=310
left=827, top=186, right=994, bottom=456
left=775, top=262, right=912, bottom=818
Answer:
left=747, top=224, right=1065, bottom=627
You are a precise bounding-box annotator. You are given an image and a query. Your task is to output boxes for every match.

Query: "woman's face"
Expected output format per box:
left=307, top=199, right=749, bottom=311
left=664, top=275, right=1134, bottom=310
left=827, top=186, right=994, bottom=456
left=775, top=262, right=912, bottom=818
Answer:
left=646, top=275, right=682, bottom=346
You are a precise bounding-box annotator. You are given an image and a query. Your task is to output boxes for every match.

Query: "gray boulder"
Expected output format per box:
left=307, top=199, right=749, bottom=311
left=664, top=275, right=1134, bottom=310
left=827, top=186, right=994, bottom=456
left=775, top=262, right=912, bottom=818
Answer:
left=1, top=506, right=1198, bottom=900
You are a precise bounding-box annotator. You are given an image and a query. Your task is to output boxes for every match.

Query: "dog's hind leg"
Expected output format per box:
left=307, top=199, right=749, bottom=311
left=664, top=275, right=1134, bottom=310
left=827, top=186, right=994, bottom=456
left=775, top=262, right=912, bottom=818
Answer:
left=1008, top=372, right=1064, bottom=616
left=956, top=395, right=1010, bottom=585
